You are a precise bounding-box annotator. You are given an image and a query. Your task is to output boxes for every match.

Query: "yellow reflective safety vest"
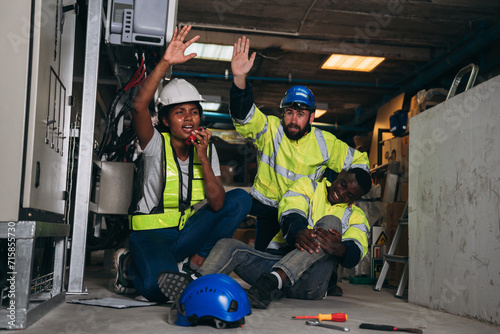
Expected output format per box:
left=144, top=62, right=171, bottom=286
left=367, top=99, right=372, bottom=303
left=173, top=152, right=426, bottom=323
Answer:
left=270, top=177, right=370, bottom=260
left=233, top=105, right=369, bottom=208
left=129, top=133, right=207, bottom=231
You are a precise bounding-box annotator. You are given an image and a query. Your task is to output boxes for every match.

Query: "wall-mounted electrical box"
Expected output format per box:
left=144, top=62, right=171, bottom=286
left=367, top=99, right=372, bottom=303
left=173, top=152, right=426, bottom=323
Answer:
left=0, top=0, right=77, bottom=222
left=106, top=0, right=177, bottom=46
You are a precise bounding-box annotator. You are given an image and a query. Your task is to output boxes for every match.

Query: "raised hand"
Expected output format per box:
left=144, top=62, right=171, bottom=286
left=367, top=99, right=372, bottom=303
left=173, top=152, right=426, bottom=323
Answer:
left=163, top=25, right=200, bottom=66
left=231, top=36, right=256, bottom=88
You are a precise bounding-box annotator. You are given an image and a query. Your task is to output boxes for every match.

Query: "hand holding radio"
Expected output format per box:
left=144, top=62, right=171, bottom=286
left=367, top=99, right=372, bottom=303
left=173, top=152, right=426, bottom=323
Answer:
left=185, top=127, right=207, bottom=145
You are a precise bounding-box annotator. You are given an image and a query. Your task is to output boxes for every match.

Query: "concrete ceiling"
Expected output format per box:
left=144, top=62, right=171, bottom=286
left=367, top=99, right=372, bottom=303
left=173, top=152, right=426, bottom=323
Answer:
left=91, top=0, right=500, bottom=141
left=171, top=0, right=500, bottom=138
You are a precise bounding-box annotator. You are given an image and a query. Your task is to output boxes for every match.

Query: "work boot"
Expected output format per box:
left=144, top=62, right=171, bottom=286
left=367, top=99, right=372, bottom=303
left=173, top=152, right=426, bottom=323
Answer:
left=157, top=271, right=201, bottom=303
left=113, top=248, right=136, bottom=294
left=327, top=284, right=343, bottom=297
left=246, top=273, right=284, bottom=309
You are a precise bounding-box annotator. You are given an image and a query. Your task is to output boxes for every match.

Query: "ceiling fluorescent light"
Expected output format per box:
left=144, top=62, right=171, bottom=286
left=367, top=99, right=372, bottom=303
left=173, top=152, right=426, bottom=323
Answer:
left=314, top=102, right=328, bottom=118
left=185, top=43, right=233, bottom=62
left=200, top=102, right=221, bottom=111
left=321, top=54, right=385, bottom=72
left=201, top=95, right=222, bottom=111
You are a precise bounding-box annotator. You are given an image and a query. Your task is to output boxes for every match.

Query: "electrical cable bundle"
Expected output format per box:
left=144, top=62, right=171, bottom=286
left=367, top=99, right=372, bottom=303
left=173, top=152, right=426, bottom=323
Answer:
left=124, top=53, right=146, bottom=91
left=89, top=48, right=165, bottom=251
left=97, top=52, right=147, bottom=161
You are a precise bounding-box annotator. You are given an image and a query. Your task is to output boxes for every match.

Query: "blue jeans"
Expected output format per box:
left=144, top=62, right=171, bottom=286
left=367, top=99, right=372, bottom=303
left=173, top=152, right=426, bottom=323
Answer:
left=198, top=217, right=340, bottom=300
left=128, top=189, right=252, bottom=302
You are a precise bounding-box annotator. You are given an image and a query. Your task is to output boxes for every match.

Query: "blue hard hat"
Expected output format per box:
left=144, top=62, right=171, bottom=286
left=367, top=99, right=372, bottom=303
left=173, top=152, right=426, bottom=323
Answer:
left=280, top=85, right=316, bottom=111
left=175, top=274, right=252, bottom=328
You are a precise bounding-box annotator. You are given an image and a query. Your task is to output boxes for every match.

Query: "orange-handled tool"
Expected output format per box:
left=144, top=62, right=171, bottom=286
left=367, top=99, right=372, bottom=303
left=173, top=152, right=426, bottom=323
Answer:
left=292, top=313, right=347, bottom=322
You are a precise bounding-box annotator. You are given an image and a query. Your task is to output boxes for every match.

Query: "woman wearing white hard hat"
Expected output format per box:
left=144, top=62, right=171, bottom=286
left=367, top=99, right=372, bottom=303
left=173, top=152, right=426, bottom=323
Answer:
left=113, top=26, right=251, bottom=303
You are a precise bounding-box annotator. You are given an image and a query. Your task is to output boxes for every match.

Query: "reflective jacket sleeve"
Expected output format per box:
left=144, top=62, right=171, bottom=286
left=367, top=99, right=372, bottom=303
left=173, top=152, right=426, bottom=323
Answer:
left=229, top=81, right=254, bottom=122
left=342, top=206, right=370, bottom=263
left=278, top=177, right=315, bottom=246
left=325, top=132, right=370, bottom=173
left=340, top=240, right=362, bottom=268
left=281, top=213, right=308, bottom=246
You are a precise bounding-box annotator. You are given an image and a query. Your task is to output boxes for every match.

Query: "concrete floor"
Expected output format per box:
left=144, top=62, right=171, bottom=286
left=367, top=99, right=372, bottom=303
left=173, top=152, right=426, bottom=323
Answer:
left=18, top=258, right=499, bottom=334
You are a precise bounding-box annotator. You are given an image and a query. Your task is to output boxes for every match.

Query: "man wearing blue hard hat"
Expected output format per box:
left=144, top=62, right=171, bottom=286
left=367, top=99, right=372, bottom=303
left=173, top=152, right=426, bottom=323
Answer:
left=229, top=36, right=369, bottom=261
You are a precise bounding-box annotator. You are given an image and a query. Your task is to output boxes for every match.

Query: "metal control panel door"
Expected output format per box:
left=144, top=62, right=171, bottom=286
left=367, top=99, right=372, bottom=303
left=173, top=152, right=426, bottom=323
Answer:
left=0, top=0, right=76, bottom=221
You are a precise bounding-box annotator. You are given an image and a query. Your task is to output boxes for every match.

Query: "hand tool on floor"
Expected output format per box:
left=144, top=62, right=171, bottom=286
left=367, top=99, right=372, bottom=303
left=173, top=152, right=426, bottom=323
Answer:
left=359, top=323, right=423, bottom=333
left=306, top=320, right=350, bottom=332
left=292, top=313, right=347, bottom=322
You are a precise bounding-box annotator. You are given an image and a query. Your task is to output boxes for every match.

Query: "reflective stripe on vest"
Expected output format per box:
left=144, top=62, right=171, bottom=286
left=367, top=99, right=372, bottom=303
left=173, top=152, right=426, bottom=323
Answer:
left=129, top=133, right=206, bottom=231
left=253, top=123, right=330, bottom=208
left=235, top=105, right=370, bottom=207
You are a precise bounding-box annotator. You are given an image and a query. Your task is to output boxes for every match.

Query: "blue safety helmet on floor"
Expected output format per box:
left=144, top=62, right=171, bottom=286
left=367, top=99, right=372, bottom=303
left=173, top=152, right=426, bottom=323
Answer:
left=280, top=85, right=316, bottom=111
left=175, top=274, right=252, bottom=329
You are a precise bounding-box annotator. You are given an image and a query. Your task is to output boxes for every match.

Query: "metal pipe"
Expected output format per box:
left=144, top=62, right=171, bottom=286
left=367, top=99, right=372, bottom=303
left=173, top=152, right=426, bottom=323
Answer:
left=178, top=22, right=299, bottom=37
left=173, top=71, right=399, bottom=89
left=298, top=0, right=319, bottom=35
left=203, top=112, right=370, bottom=133
left=313, top=122, right=371, bottom=133
left=395, top=22, right=489, bottom=85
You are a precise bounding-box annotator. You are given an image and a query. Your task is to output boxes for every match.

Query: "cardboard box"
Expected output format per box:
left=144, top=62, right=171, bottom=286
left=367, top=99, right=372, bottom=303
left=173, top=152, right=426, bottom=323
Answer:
left=382, top=136, right=408, bottom=165
left=408, top=88, right=447, bottom=119
left=409, top=93, right=418, bottom=111
left=408, top=94, right=421, bottom=119
left=232, top=228, right=255, bottom=247
left=384, top=202, right=406, bottom=242
left=398, top=182, right=409, bottom=202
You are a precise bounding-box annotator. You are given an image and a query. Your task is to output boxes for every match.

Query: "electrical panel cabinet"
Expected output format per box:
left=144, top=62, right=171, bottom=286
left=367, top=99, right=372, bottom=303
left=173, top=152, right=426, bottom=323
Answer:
left=0, top=0, right=76, bottom=222
left=106, top=0, right=177, bottom=46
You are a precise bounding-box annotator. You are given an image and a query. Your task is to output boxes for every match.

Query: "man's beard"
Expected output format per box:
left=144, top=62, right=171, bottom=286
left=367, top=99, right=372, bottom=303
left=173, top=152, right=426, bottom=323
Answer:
left=283, top=122, right=311, bottom=140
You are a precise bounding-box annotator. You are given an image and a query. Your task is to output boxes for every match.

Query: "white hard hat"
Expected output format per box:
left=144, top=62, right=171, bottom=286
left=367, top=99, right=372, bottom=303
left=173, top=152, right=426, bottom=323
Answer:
left=156, top=78, right=205, bottom=107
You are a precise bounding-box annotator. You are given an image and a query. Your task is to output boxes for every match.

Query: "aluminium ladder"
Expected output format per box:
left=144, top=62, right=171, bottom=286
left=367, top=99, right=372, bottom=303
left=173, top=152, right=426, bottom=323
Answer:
left=374, top=201, right=409, bottom=297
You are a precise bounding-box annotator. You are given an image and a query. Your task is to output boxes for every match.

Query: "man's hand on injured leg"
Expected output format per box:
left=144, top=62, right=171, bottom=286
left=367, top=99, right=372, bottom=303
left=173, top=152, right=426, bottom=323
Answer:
left=294, top=229, right=321, bottom=254
left=314, top=227, right=346, bottom=258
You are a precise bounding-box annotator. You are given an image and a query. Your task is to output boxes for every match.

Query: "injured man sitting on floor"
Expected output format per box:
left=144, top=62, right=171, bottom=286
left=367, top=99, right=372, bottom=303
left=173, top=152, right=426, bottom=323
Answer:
left=157, top=167, right=372, bottom=309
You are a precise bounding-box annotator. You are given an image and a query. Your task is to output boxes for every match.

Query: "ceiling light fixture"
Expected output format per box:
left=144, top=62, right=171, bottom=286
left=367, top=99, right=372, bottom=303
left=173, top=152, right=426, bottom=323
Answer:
left=200, top=102, right=221, bottom=111
left=201, top=95, right=222, bottom=111
left=321, top=54, right=385, bottom=72
left=185, top=43, right=233, bottom=62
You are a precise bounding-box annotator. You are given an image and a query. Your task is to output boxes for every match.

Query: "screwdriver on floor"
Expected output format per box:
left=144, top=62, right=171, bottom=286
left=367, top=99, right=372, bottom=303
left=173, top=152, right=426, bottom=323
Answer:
left=359, top=323, right=423, bottom=333
left=292, top=313, right=348, bottom=322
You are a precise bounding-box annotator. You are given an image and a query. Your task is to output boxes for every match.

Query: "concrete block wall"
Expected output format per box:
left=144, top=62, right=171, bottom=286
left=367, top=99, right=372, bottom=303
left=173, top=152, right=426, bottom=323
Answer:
left=408, top=75, right=500, bottom=325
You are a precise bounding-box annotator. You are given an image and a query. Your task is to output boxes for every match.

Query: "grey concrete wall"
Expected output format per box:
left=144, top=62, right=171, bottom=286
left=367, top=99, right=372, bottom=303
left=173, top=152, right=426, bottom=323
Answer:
left=408, top=75, right=500, bottom=325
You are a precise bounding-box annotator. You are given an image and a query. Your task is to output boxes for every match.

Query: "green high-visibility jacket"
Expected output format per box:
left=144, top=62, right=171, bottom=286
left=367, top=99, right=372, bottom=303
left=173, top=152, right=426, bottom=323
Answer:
left=233, top=104, right=370, bottom=208
left=270, top=177, right=370, bottom=260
